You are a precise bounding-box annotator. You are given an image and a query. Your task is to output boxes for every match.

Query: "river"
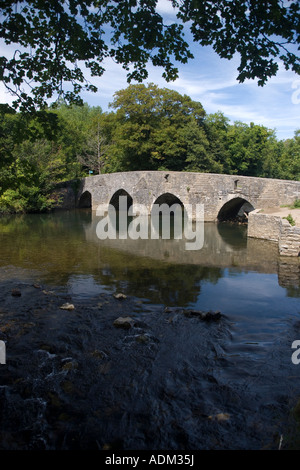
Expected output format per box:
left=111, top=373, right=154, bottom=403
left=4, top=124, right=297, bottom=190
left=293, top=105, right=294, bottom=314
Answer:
left=0, top=209, right=299, bottom=450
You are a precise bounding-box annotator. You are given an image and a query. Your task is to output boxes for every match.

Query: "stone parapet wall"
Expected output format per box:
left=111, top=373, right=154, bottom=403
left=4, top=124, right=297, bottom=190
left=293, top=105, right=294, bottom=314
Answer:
left=248, top=211, right=300, bottom=257
left=247, top=211, right=282, bottom=241
left=279, top=219, right=300, bottom=257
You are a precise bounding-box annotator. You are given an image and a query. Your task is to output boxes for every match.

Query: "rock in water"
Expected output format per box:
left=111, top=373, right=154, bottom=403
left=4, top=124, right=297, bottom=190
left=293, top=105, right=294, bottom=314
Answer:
left=114, top=293, right=127, bottom=300
left=201, top=310, right=222, bottom=321
left=113, top=317, right=134, bottom=329
left=136, top=334, right=149, bottom=344
left=183, top=309, right=221, bottom=321
left=11, top=288, right=21, bottom=297
left=208, top=412, right=230, bottom=422
left=60, top=303, right=75, bottom=311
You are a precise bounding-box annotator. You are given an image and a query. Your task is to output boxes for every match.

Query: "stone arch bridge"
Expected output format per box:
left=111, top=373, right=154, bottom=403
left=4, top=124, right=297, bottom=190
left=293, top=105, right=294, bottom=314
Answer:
left=61, top=171, right=300, bottom=222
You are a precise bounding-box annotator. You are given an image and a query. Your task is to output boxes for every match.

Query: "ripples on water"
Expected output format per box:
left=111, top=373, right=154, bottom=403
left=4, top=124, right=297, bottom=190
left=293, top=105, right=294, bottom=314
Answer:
left=0, top=210, right=300, bottom=450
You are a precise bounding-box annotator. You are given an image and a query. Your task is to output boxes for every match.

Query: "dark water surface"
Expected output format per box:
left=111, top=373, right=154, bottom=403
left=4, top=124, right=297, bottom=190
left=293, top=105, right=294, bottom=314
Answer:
left=0, top=210, right=300, bottom=450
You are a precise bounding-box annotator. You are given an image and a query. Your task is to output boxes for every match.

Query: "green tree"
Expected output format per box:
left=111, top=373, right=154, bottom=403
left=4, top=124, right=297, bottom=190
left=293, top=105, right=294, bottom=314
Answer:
left=204, top=112, right=231, bottom=174
left=0, top=105, right=85, bottom=213
left=0, top=1, right=298, bottom=111
left=178, top=0, right=299, bottom=85
left=226, top=121, right=280, bottom=177
left=54, top=102, right=105, bottom=175
left=183, top=119, right=222, bottom=173
left=278, top=130, right=300, bottom=180
left=77, top=114, right=111, bottom=174
left=0, top=108, right=18, bottom=195
left=106, top=83, right=208, bottom=172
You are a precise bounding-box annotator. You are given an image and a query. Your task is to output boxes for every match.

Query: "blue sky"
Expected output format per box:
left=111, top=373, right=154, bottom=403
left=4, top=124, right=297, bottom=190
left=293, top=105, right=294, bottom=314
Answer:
left=0, top=0, right=299, bottom=140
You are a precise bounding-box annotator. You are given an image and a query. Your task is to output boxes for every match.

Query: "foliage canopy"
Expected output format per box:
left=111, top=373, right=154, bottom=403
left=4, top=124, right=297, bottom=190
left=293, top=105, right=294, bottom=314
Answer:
left=0, top=0, right=299, bottom=110
left=1, top=83, right=299, bottom=214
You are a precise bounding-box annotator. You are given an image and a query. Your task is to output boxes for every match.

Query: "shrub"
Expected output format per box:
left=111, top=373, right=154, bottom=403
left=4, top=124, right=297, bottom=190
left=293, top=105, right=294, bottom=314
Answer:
left=283, top=214, right=296, bottom=226
left=291, top=199, right=300, bottom=209
left=0, top=187, right=57, bottom=214
left=0, top=189, right=27, bottom=213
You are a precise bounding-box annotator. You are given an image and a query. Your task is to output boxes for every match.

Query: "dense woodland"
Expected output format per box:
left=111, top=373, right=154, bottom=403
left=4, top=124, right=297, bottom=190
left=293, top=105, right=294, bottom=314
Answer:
left=0, top=1, right=299, bottom=214
left=0, top=83, right=299, bottom=214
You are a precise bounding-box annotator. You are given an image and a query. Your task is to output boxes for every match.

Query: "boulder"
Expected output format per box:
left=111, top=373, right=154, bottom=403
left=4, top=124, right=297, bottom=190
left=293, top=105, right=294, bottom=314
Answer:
left=183, top=309, right=221, bottom=321
left=60, top=303, right=75, bottom=311
left=208, top=412, right=230, bottom=422
left=113, top=316, right=134, bottom=329
left=113, top=293, right=127, bottom=300
left=11, top=288, right=21, bottom=297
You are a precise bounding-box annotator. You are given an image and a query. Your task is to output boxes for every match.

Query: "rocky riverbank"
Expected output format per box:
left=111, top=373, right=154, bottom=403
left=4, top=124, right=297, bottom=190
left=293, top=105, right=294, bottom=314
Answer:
left=0, top=277, right=300, bottom=450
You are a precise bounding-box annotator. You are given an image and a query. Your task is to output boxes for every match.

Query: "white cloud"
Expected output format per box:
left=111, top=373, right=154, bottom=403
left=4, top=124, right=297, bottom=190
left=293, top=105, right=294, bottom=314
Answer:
left=82, top=54, right=299, bottom=140
left=156, top=0, right=179, bottom=15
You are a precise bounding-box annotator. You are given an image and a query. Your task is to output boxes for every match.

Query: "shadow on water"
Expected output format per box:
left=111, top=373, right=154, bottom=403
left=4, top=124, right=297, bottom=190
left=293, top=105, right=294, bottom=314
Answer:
left=0, top=209, right=300, bottom=450
left=216, top=221, right=248, bottom=249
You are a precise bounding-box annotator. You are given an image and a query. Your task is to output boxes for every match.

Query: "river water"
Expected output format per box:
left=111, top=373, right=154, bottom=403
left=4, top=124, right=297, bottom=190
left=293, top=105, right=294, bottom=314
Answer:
left=0, top=209, right=300, bottom=450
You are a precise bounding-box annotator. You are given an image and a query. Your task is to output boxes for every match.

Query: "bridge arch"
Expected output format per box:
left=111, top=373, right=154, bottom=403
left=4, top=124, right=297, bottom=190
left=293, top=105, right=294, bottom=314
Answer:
left=109, top=189, right=133, bottom=211
left=217, top=197, right=255, bottom=222
left=152, top=192, right=184, bottom=210
left=78, top=190, right=92, bottom=208
left=151, top=192, right=186, bottom=239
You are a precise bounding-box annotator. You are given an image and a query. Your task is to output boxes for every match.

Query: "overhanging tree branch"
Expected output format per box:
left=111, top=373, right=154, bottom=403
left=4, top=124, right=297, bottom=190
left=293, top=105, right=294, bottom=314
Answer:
left=0, top=0, right=299, bottom=111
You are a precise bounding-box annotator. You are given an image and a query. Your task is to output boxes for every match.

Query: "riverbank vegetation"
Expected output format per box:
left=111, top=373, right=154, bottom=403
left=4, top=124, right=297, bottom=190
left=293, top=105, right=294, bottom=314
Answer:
left=0, top=83, right=299, bottom=214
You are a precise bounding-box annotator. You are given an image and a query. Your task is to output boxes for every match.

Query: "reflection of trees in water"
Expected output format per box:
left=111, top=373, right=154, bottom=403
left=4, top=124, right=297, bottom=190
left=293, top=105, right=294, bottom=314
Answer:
left=0, top=210, right=92, bottom=269
left=36, top=250, right=223, bottom=307
left=93, top=263, right=223, bottom=307
left=0, top=210, right=299, bottom=306
left=0, top=210, right=223, bottom=306
left=0, top=210, right=92, bottom=237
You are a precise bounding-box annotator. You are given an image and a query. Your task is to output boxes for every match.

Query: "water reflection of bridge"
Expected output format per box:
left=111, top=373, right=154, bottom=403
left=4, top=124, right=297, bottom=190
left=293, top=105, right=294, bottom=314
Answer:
left=84, top=212, right=300, bottom=292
